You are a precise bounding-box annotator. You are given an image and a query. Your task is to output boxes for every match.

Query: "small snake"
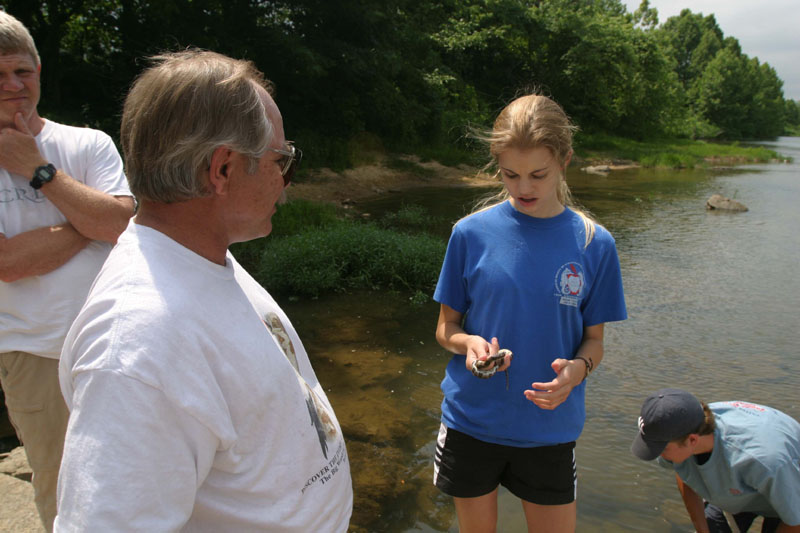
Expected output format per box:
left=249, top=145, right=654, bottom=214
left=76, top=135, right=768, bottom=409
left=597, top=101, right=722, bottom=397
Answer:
left=471, top=349, right=512, bottom=389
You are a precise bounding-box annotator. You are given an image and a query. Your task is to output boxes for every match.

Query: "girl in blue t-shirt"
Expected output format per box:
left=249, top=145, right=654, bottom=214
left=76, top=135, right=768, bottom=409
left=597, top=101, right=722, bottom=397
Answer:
left=433, top=94, right=627, bottom=532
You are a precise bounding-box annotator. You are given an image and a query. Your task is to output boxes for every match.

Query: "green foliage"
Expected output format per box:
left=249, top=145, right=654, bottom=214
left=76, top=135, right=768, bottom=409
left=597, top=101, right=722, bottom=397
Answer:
left=254, top=222, right=445, bottom=298
left=656, top=9, right=787, bottom=139
left=5, top=0, right=792, bottom=166
left=230, top=199, right=341, bottom=272
left=576, top=132, right=781, bottom=168
left=378, top=203, right=442, bottom=234
left=228, top=199, right=446, bottom=299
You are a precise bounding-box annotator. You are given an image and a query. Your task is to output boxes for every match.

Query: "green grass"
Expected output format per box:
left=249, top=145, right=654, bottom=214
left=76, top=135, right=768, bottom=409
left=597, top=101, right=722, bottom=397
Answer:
left=229, top=199, right=446, bottom=299
left=575, top=132, right=784, bottom=168
left=230, top=199, right=342, bottom=272
left=254, top=222, right=445, bottom=298
left=378, top=203, right=443, bottom=235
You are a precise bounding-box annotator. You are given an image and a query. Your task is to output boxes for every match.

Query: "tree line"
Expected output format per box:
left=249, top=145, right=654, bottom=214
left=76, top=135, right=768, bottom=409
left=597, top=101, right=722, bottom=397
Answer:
left=4, top=0, right=799, bottom=168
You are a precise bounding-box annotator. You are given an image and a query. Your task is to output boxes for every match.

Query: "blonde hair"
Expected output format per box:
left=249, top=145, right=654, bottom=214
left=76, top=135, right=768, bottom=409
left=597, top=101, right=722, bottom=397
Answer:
left=0, top=10, right=40, bottom=65
left=472, top=94, right=596, bottom=247
left=121, top=49, right=274, bottom=203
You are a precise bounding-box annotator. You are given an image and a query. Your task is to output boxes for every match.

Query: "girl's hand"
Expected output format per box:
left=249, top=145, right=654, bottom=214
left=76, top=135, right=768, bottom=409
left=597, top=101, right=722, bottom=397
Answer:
left=464, top=335, right=495, bottom=372
left=523, top=358, right=584, bottom=409
left=464, top=336, right=511, bottom=374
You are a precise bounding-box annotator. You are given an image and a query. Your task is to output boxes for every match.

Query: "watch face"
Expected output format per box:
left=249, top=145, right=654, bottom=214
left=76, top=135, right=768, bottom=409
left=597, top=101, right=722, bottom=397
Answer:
left=30, top=164, right=56, bottom=189
left=36, top=164, right=55, bottom=180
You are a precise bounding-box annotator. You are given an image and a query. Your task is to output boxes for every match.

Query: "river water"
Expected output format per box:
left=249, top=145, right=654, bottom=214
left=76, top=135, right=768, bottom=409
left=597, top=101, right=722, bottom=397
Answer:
left=281, top=137, right=800, bottom=532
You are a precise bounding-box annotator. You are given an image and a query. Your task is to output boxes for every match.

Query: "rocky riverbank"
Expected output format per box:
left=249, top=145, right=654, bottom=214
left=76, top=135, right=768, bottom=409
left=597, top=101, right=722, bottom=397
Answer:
left=0, top=448, right=43, bottom=532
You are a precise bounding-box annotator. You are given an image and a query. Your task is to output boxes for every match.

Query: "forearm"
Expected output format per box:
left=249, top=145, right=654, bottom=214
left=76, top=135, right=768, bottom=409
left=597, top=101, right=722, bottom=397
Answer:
left=0, top=225, right=89, bottom=282
left=574, top=336, right=603, bottom=373
left=675, top=474, right=709, bottom=533
left=776, top=523, right=800, bottom=532
left=40, top=171, right=134, bottom=243
left=436, top=319, right=474, bottom=355
left=565, top=324, right=605, bottom=385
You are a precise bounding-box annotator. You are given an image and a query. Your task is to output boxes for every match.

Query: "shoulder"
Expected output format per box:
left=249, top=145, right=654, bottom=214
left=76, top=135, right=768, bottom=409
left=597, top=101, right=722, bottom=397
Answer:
left=453, top=202, right=508, bottom=233
left=581, top=217, right=617, bottom=254
left=42, top=120, right=116, bottom=151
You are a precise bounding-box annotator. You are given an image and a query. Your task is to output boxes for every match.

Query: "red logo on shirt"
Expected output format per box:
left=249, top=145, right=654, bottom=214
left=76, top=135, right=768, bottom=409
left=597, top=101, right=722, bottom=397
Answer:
left=728, top=402, right=765, bottom=412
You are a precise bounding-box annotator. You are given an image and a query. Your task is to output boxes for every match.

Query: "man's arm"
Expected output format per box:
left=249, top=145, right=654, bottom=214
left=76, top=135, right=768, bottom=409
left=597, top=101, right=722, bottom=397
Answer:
left=0, top=226, right=89, bottom=282
left=675, top=473, right=710, bottom=533
left=57, top=369, right=218, bottom=531
left=38, top=178, right=134, bottom=243
left=0, top=112, right=134, bottom=244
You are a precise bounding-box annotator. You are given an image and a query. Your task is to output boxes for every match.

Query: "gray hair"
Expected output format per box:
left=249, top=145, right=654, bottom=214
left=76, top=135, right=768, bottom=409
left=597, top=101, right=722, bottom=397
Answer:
left=121, top=49, right=274, bottom=203
left=0, top=10, right=40, bottom=65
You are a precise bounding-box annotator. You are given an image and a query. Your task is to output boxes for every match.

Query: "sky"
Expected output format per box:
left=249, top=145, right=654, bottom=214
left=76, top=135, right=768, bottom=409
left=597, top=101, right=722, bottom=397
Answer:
left=620, top=0, right=800, bottom=100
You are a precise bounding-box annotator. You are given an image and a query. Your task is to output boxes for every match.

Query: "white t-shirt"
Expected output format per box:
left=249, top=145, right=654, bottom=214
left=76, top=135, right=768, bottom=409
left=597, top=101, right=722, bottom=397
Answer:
left=57, top=223, right=353, bottom=532
left=0, top=119, right=130, bottom=358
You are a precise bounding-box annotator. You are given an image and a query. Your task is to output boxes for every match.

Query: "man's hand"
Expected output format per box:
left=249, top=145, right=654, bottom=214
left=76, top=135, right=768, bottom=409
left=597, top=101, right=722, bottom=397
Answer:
left=0, top=112, right=47, bottom=177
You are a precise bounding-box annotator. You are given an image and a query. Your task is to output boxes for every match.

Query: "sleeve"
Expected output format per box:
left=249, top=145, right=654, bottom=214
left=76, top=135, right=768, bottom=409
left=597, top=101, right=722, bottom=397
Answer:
left=83, top=131, right=131, bottom=197
left=55, top=369, right=219, bottom=532
left=752, top=458, right=800, bottom=525
left=581, top=233, right=627, bottom=326
left=433, top=226, right=469, bottom=313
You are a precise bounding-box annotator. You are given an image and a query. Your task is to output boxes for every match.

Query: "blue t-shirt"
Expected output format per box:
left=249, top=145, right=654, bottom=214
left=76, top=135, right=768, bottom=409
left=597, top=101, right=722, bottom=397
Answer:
left=661, top=402, right=800, bottom=525
left=434, top=202, right=627, bottom=446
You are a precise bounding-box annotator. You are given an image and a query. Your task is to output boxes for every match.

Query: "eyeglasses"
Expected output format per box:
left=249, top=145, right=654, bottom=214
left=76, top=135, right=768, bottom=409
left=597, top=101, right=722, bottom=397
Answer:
left=267, top=142, right=302, bottom=186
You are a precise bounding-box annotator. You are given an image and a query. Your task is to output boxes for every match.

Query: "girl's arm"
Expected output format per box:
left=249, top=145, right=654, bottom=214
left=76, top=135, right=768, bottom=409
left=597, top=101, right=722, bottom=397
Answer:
left=435, top=303, right=510, bottom=372
left=524, top=323, right=604, bottom=409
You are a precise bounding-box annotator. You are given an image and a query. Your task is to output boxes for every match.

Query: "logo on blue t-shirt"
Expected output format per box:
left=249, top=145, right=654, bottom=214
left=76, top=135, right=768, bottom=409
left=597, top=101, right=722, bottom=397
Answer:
left=555, top=262, right=585, bottom=307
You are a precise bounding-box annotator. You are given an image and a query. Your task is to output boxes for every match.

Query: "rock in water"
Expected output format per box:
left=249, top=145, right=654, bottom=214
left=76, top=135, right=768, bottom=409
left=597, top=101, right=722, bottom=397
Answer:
left=706, top=194, right=748, bottom=212
left=581, top=165, right=611, bottom=175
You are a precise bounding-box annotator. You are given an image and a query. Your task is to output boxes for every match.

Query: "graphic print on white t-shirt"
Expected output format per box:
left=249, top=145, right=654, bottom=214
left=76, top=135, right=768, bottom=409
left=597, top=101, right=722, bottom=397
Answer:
left=263, top=312, right=339, bottom=459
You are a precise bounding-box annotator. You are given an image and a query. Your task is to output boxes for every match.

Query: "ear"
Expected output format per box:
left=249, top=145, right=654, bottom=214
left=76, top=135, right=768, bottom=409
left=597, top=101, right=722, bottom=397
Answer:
left=208, top=146, right=234, bottom=195
left=563, top=149, right=573, bottom=171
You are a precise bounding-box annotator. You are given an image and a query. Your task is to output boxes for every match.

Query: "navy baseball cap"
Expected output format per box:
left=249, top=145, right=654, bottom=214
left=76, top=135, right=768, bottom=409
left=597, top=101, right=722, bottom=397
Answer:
left=631, top=388, right=705, bottom=461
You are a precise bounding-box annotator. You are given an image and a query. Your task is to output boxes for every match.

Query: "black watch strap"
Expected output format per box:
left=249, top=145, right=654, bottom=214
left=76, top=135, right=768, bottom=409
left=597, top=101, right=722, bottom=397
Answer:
left=30, top=163, right=57, bottom=190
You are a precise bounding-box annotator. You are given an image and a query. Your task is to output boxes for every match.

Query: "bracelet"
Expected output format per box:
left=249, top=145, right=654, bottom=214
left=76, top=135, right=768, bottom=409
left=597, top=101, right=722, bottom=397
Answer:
left=574, top=356, right=593, bottom=382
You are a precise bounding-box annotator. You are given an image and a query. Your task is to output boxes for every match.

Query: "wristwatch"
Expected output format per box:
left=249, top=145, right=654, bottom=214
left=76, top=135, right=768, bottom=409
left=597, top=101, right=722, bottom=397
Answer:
left=30, top=163, right=57, bottom=190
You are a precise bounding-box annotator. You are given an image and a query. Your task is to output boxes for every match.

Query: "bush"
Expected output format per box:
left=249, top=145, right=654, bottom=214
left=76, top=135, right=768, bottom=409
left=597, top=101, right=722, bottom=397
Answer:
left=230, top=199, right=342, bottom=271
left=254, top=222, right=445, bottom=298
left=378, top=204, right=441, bottom=234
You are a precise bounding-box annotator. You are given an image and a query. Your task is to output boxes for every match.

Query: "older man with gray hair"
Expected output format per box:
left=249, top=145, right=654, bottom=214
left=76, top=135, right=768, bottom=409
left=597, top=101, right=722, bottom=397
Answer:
left=56, top=50, right=353, bottom=531
left=0, top=10, right=133, bottom=531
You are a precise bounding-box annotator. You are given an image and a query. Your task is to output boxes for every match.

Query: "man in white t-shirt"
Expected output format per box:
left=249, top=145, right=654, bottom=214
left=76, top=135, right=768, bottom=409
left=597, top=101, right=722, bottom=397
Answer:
left=56, top=50, right=353, bottom=531
left=0, top=11, right=134, bottom=531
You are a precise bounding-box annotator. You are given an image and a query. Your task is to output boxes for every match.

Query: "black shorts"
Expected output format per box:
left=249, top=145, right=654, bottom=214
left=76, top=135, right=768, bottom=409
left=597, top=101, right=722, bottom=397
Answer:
left=433, top=424, right=577, bottom=505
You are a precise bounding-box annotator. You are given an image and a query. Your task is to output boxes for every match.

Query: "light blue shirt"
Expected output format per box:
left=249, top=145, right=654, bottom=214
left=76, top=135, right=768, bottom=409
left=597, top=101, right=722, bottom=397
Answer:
left=660, top=401, right=800, bottom=525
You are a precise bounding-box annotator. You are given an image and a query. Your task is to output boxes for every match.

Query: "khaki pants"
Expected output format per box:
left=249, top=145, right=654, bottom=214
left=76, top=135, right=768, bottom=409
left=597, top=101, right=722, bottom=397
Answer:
left=0, top=351, right=69, bottom=533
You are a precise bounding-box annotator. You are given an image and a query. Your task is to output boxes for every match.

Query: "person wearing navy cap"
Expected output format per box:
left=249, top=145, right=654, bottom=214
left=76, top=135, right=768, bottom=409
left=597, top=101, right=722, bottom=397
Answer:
left=632, top=388, right=800, bottom=533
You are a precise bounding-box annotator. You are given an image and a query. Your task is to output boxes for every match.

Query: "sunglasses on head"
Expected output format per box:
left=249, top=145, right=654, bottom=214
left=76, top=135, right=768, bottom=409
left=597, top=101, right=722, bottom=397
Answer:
left=267, top=142, right=302, bottom=186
